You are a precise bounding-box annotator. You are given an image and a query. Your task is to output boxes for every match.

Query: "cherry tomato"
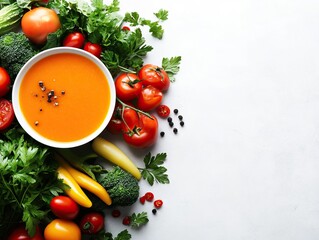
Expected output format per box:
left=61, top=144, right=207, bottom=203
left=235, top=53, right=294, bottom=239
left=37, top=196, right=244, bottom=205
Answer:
left=50, top=196, right=79, bottom=220
left=154, top=199, right=163, bottom=209
left=156, top=105, right=170, bottom=118
left=44, top=219, right=81, bottom=240
left=115, top=73, right=142, bottom=102
left=122, top=108, right=158, bottom=148
left=0, top=67, right=11, bottom=97
left=106, top=104, right=123, bottom=134
left=137, top=85, right=163, bottom=112
left=84, top=42, right=102, bottom=58
left=79, top=212, right=104, bottom=234
left=138, top=64, right=170, bottom=91
left=0, top=99, right=14, bottom=131
left=144, top=192, right=154, bottom=201
left=21, top=7, right=60, bottom=45
left=63, top=32, right=85, bottom=48
left=8, top=225, right=43, bottom=240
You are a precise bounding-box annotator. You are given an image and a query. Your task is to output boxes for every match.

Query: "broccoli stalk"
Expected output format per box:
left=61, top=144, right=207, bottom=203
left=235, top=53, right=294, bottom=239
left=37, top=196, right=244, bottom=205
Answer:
left=0, top=32, right=38, bottom=80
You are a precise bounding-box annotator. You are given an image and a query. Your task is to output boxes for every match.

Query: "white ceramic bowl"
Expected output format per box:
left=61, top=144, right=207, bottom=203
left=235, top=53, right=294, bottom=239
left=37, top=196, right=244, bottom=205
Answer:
left=12, top=47, right=116, bottom=148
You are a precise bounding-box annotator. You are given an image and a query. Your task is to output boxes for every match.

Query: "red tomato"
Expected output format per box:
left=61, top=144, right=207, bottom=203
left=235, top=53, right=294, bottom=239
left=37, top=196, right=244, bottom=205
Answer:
left=115, top=73, right=142, bottom=101
left=106, top=104, right=123, bottom=134
left=154, top=199, right=163, bottom=209
left=122, top=108, right=158, bottom=148
left=156, top=104, right=170, bottom=118
left=0, top=99, right=14, bottom=131
left=0, top=67, right=11, bottom=97
left=84, top=42, right=102, bottom=58
left=137, top=85, right=163, bottom=112
left=50, top=196, right=79, bottom=220
left=138, top=64, right=170, bottom=91
left=21, top=7, right=60, bottom=44
left=8, top=225, right=43, bottom=240
left=144, top=192, right=154, bottom=201
left=63, top=32, right=85, bottom=48
left=79, top=212, right=104, bottom=234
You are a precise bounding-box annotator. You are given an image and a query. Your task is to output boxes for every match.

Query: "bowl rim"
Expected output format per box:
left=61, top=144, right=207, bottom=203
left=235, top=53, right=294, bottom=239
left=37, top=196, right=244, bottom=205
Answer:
left=12, top=47, right=116, bottom=148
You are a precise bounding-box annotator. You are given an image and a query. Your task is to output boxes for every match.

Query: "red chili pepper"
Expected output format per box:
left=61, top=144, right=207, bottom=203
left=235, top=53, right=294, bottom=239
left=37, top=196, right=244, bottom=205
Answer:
left=122, top=26, right=130, bottom=31
left=144, top=192, right=154, bottom=202
left=122, top=216, right=131, bottom=225
left=154, top=199, right=163, bottom=209
left=139, top=195, right=146, bottom=204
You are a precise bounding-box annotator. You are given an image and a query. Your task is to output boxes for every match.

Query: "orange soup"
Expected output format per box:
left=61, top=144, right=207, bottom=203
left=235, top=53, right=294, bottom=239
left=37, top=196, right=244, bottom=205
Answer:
left=19, top=53, right=111, bottom=142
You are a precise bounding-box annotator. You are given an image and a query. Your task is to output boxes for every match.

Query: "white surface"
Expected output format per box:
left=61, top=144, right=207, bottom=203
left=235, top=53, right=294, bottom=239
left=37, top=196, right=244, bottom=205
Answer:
left=104, top=0, right=319, bottom=239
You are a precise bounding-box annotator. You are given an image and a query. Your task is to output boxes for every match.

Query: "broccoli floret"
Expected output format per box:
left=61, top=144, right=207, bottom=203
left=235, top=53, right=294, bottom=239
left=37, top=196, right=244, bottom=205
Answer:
left=0, top=32, right=38, bottom=80
left=92, top=166, right=140, bottom=208
left=101, top=166, right=140, bottom=206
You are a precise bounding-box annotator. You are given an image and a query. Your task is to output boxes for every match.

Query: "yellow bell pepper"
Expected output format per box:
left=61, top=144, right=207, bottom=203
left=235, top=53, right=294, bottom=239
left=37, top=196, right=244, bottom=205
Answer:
left=56, top=154, right=112, bottom=206
left=57, top=166, right=92, bottom=208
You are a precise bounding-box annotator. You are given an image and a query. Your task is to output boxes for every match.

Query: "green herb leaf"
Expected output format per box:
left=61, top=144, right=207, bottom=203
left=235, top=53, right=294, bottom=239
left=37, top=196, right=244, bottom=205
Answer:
left=162, top=56, right=182, bottom=82
left=0, top=128, right=64, bottom=236
left=139, top=152, right=169, bottom=186
left=115, top=229, right=132, bottom=240
left=130, top=212, right=149, bottom=228
left=93, top=229, right=131, bottom=240
left=154, top=9, right=168, bottom=21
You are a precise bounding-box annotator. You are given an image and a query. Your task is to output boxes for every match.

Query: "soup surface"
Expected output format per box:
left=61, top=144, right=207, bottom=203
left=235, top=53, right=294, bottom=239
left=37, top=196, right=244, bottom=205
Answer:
left=19, top=53, right=111, bottom=142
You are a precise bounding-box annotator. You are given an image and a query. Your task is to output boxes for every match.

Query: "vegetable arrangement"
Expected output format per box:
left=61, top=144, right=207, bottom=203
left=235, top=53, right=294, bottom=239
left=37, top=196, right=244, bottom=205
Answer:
left=0, top=0, right=181, bottom=238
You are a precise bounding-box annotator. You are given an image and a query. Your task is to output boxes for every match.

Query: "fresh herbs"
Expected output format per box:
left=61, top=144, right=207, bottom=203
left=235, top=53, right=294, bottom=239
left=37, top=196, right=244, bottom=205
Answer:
left=94, top=229, right=132, bottom=240
left=139, top=152, right=169, bottom=186
left=124, top=9, right=168, bottom=39
left=130, top=211, right=149, bottom=228
left=0, top=128, right=64, bottom=237
left=46, top=0, right=168, bottom=77
left=162, top=56, right=182, bottom=82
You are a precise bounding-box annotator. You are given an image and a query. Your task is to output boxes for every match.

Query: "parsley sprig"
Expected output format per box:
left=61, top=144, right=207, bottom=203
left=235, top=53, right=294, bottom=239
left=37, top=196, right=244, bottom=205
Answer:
left=0, top=128, right=64, bottom=237
left=131, top=211, right=149, bottom=228
left=139, top=152, right=169, bottom=186
left=93, top=229, right=132, bottom=240
left=162, top=56, right=182, bottom=82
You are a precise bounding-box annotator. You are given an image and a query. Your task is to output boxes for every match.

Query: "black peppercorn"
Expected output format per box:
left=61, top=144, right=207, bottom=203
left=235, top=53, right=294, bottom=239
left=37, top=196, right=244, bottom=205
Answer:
left=173, top=128, right=178, bottom=134
left=160, top=131, right=165, bottom=137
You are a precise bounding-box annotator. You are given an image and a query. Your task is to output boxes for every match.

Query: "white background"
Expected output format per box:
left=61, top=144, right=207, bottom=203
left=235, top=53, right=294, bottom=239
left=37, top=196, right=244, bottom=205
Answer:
left=103, top=0, right=319, bottom=239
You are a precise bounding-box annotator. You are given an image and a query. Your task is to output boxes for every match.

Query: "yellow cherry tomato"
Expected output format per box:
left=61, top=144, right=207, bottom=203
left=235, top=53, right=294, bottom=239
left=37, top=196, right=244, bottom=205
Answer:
left=21, top=7, right=60, bottom=45
left=44, top=219, right=81, bottom=240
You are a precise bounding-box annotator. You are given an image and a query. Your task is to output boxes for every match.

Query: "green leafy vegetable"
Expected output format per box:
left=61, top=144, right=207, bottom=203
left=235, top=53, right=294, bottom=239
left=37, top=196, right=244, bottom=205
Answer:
left=0, top=128, right=64, bottom=237
left=92, top=229, right=132, bottom=240
left=130, top=212, right=149, bottom=228
left=46, top=0, right=167, bottom=76
left=139, top=152, right=169, bottom=186
left=162, top=56, right=182, bottom=82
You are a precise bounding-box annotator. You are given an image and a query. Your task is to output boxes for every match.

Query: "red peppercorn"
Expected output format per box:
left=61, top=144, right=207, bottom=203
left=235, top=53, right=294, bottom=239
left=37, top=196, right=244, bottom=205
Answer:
left=144, top=192, right=154, bottom=202
left=122, top=216, right=131, bottom=225
left=111, top=209, right=121, bottom=218
left=154, top=199, right=163, bottom=209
